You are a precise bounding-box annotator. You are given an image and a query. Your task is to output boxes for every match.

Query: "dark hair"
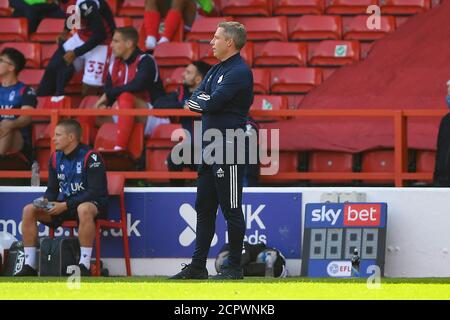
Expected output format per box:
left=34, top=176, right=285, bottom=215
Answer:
left=1, top=47, right=26, bottom=74
left=115, top=26, right=139, bottom=46
left=57, top=119, right=82, bottom=142
left=191, top=61, right=211, bottom=79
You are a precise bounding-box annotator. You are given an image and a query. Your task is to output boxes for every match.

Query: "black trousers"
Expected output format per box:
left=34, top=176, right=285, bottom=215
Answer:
left=191, top=162, right=246, bottom=269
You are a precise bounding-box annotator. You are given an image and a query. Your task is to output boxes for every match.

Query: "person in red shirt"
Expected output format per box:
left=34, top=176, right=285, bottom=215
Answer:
left=94, top=26, right=167, bottom=150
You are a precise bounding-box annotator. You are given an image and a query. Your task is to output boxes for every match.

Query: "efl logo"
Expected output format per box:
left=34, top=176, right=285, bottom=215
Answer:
left=327, top=261, right=352, bottom=277
left=343, top=204, right=381, bottom=226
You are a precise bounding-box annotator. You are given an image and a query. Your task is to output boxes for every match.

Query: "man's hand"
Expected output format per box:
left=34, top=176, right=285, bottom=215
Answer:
left=47, top=202, right=67, bottom=216
left=63, top=51, right=76, bottom=65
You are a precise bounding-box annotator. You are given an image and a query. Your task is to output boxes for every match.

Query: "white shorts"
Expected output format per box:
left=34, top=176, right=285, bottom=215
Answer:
left=112, top=102, right=170, bottom=137
left=63, top=33, right=109, bottom=87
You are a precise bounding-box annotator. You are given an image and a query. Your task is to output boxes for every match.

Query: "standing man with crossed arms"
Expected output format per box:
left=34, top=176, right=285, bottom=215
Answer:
left=170, top=21, right=253, bottom=280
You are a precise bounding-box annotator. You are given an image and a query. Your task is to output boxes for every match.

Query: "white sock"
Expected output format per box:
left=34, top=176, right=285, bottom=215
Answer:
left=157, top=36, right=169, bottom=44
left=24, top=247, right=36, bottom=269
left=145, top=36, right=157, bottom=50
left=79, top=247, right=92, bottom=269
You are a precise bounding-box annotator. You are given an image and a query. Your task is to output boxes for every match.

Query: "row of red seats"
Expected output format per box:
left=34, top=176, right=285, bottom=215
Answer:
left=116, top=0, right=436, bottom=17
left=0, top=38, right=364, bottom=71
left=155, top=40, right=362, bottom=68
left=0, top=15, right=396, bottom=43
left=260, top=149, right=435, bottom=185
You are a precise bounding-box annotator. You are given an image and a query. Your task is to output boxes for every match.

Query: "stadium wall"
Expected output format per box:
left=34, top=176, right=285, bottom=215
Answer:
left=0, top=187, right=449, bottom=278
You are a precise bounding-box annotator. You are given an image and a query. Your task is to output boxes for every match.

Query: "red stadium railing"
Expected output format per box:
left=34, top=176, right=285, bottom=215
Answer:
left=0, top=108, right=446, bottom=187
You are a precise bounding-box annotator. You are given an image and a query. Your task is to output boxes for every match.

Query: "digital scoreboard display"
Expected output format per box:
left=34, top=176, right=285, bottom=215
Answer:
left=301, top=203, right=387, bottom=278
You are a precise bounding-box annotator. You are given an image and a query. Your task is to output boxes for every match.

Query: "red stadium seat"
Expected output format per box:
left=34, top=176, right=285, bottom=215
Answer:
left=325, top=0, right=378, bottom=14
left=76, top=95, right=101, bottom=144
left=261, top=151, right=299, bottom=184
left=30, top=19, right=65, bottom=42
left=0, top=42, right=41, bottom=68
left=186, top=16, right=233, bottom=42
left=114, top=17, right=133, bottom=27
left=0, top=0, right=12, bottom=16
left=270, top=67, right=322, bottom=94
left=198, top=42, right=253, bottom=67
left=154, top=42, right=199, bottom=67
left=118, top=0, right=145, bottom=16
left=273, top=0, right=324, bottom=15
left=251, top=94, right=288, bottom=121
left=252, top=68, right=271, bottom=94
left=159, top=67, right=184, bottom=92
left=380, top=0, right=431, bottom=14
left=18, top=69, right=44, bottom=88
left=50, top=172, right=132, bottom=276
left=343, top=15, right=396, bottom=41
left=309, top=40, right=360, bottom=66
left=40, top=43, right=57, bottom=67
left=0, top=18, right=28, bottom=41
left=220, top=0, right=272, bottom=16
left=236, top=17, right=288, bottom=42
left=94, top=122, right=144, bottom=170
left=146, top=123, right=184, bottom=183
left=309, top=151, right=354, bottom=184
left=33, top=95, right=72, bottom=122
left=253, top=41, right=307, bottom=67
left=361, top=149, right=395, bottom=184
left=252, top=95, right=288, bottom=111
left=288, top=15, right=342, bottom=41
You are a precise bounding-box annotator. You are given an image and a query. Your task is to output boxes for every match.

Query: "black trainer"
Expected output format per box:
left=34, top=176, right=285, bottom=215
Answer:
left=78, top=264, right=91, bottom=277
left=169, top=264, right=208, bottom=280
left=14, top=264, right=38, bottom=276
left=211, top=266, right=243, bottom=280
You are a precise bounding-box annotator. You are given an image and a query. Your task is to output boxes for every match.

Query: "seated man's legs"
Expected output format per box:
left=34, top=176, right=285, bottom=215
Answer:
left=20, top=201, right=104, bottom=276
left=76, top=202, right=101, bottom=271
left=0, top=120, right=24, bottom=155
left=21, top=204, right=54, bottom=274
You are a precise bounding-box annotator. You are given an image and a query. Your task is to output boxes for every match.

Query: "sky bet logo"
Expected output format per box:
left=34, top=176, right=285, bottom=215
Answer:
left=309, top=203, right=382, bottom=227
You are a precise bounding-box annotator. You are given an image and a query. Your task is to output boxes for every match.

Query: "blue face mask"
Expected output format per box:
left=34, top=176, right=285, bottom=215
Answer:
left=447, top=95, right=450, bottom=108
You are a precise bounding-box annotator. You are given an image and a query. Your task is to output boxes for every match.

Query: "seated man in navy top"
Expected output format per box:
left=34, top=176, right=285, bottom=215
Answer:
left=18, top=119, right=109, bottom=276
left=0, top=48, right=37, bottom=159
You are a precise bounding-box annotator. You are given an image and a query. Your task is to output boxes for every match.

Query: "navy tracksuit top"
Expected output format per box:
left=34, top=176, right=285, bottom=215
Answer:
left=44, top=144, right=108, bottom=210
left=187, top=53, right=253, bottom=135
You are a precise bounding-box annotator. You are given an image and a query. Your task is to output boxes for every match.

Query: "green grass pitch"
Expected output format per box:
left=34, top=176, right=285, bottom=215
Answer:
left=0, top=277, right=449, bottom=300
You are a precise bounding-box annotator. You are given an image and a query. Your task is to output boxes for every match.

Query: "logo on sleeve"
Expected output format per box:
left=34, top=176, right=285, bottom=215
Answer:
left=91, top=154, right=97, bottom=161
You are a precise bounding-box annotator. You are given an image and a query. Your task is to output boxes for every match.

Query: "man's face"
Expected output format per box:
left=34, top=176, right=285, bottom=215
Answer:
left=210, top=27, right=231, bottom=61
left=53, top=125, right=73, bottom=151
left=183, top=64, right=201, bottom=89
left=111, top=32, right=129, bottom=58
left=0, top=55, right=15, bottom=77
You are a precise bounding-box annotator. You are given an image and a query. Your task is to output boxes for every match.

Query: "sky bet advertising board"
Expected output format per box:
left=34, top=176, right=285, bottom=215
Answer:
left=0, top=190, right=302, bottom=259
left=301, top=203, right=387, bottom=278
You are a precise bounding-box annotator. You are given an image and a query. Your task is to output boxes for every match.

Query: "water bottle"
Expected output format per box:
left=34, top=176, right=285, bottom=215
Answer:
left=31, top=161, right=40, bottom=187
left=264, top=252, right=275, bottom=278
